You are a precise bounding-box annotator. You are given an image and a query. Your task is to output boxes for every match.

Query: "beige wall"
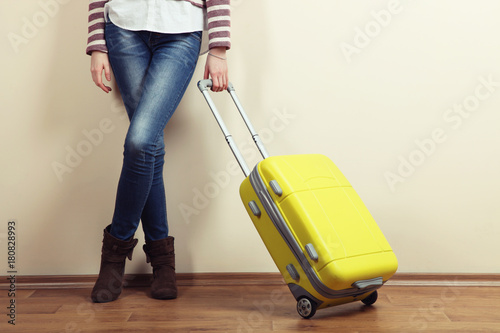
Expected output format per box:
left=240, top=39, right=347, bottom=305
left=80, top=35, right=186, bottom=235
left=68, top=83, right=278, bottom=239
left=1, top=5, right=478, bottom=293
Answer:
left=1, top=0, right=499, bottom=276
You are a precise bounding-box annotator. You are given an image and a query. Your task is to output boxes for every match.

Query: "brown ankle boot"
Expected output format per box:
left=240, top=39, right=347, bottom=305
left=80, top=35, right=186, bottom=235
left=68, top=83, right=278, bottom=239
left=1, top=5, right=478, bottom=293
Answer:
left=91, top=225, right=138, bottom=303
left=143, top=236, right=177, bottom=299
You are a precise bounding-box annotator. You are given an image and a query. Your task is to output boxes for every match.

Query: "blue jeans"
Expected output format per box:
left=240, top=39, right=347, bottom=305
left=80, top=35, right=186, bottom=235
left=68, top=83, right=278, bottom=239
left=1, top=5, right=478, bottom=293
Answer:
left=105, top=21, right=202, bottom=241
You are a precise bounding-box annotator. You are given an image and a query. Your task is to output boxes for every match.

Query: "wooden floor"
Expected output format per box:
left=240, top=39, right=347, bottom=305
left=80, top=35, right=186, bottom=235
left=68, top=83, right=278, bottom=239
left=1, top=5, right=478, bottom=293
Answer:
left=1, top=276, right=500, bottom=333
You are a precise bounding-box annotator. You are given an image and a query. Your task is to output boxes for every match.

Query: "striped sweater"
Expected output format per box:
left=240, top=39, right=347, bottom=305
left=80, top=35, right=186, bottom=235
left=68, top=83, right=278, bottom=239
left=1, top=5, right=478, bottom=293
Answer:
left=86, top=0, right=231, bottom=55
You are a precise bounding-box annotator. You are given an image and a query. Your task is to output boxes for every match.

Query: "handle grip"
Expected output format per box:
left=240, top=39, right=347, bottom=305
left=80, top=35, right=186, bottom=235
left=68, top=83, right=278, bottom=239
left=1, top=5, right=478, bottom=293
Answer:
left=197, top=79, right=234, bottom=92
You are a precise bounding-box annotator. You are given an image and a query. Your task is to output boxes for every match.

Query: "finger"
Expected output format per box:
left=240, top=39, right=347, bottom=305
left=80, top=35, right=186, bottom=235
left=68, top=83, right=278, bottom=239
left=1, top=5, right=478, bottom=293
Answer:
left=94, top=72, right=109, bottom=93
left=94, top=71, right=104, bottom=89
left=103, top=64, right=112, bottom=92
left=216, top=77, right=223, bottom=92
left=102, top=84, right=112, bottom=93
left=104, top=63, right=111, bottom=82
left=215, top=75, right=222, bottom=92
left=212, top=76, right=220, bottom=92
left=204, top=65, right=209, bottom=81
left=98, top=82, right=110, bottom=93
left=93, top=70, right=111, bottom=93
left=222, top=73, right=228, bottom=91
left=220, top=76, right=227, bottom=91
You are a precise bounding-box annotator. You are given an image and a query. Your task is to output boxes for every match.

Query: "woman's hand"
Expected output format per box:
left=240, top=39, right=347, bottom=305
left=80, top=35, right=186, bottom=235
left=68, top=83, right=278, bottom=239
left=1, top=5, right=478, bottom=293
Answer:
left=204, top=47, right=228, bottom=92
left=90, top=51, right=112, bottom=93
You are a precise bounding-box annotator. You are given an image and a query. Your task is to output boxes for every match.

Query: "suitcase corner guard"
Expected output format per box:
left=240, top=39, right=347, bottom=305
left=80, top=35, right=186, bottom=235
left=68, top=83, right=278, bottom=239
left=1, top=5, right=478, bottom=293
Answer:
left=352, top=277, right=383, bottom=289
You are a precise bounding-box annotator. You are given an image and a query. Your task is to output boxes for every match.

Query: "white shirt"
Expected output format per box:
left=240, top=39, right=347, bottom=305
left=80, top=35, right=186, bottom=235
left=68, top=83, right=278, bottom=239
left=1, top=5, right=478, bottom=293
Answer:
left=105, top=0, right=206, bottom=34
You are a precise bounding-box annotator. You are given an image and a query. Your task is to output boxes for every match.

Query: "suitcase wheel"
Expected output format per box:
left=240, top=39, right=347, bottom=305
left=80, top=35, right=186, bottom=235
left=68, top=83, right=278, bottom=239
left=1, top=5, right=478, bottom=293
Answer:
left=297, top=297, right=317, bottom=319
left=361, top=290, right=378, bottom=306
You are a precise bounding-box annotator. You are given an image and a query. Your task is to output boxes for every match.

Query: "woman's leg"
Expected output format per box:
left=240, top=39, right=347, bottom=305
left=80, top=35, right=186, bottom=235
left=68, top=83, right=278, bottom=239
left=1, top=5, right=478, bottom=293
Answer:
left=92, top=22, right=152, bottom=303
left=106, top=26, right=202, bottom=242
left=139, top=137, right=168, bottom=241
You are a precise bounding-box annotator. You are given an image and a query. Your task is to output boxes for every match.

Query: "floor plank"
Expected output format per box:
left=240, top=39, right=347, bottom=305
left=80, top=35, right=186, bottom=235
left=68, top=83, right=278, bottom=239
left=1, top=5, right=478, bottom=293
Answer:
left=1, top=284, right=499, bottom=332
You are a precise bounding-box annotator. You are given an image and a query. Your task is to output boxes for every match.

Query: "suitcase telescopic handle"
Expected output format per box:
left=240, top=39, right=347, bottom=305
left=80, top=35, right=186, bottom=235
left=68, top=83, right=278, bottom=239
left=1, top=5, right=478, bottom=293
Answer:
left=198, top=79, right=270, bottom=177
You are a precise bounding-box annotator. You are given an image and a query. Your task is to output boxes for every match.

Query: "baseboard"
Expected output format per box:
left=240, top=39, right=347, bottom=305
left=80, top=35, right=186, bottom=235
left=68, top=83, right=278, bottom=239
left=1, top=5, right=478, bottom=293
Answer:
left=387, top=273, right=500, bottom=287
left=0, top=273, right=285, bottom=290
left=1, top=273, right=499, bottom=290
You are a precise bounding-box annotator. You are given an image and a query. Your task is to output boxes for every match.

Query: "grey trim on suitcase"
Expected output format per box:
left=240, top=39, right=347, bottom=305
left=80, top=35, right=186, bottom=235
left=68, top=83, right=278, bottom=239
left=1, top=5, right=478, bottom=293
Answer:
left=249, top=167, right=383, bottom=300
left=288, top=283, right=324, bottom=307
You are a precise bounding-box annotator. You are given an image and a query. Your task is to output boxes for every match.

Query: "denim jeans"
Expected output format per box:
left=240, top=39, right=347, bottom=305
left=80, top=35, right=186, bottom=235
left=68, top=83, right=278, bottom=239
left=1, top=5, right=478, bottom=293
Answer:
left=105, top=21, right=202, bottom=241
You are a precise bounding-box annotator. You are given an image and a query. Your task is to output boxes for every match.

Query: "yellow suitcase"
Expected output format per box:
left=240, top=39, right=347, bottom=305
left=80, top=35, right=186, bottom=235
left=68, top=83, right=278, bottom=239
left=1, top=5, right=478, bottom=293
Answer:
left=198, top=80, right=398, bottom=319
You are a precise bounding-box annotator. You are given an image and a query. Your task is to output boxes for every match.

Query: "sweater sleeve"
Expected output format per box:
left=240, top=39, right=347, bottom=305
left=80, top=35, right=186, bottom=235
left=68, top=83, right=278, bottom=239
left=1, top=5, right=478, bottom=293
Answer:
left=86, top=0, right=109, bottom=55
left=205, top=0, right=231, bottom=50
